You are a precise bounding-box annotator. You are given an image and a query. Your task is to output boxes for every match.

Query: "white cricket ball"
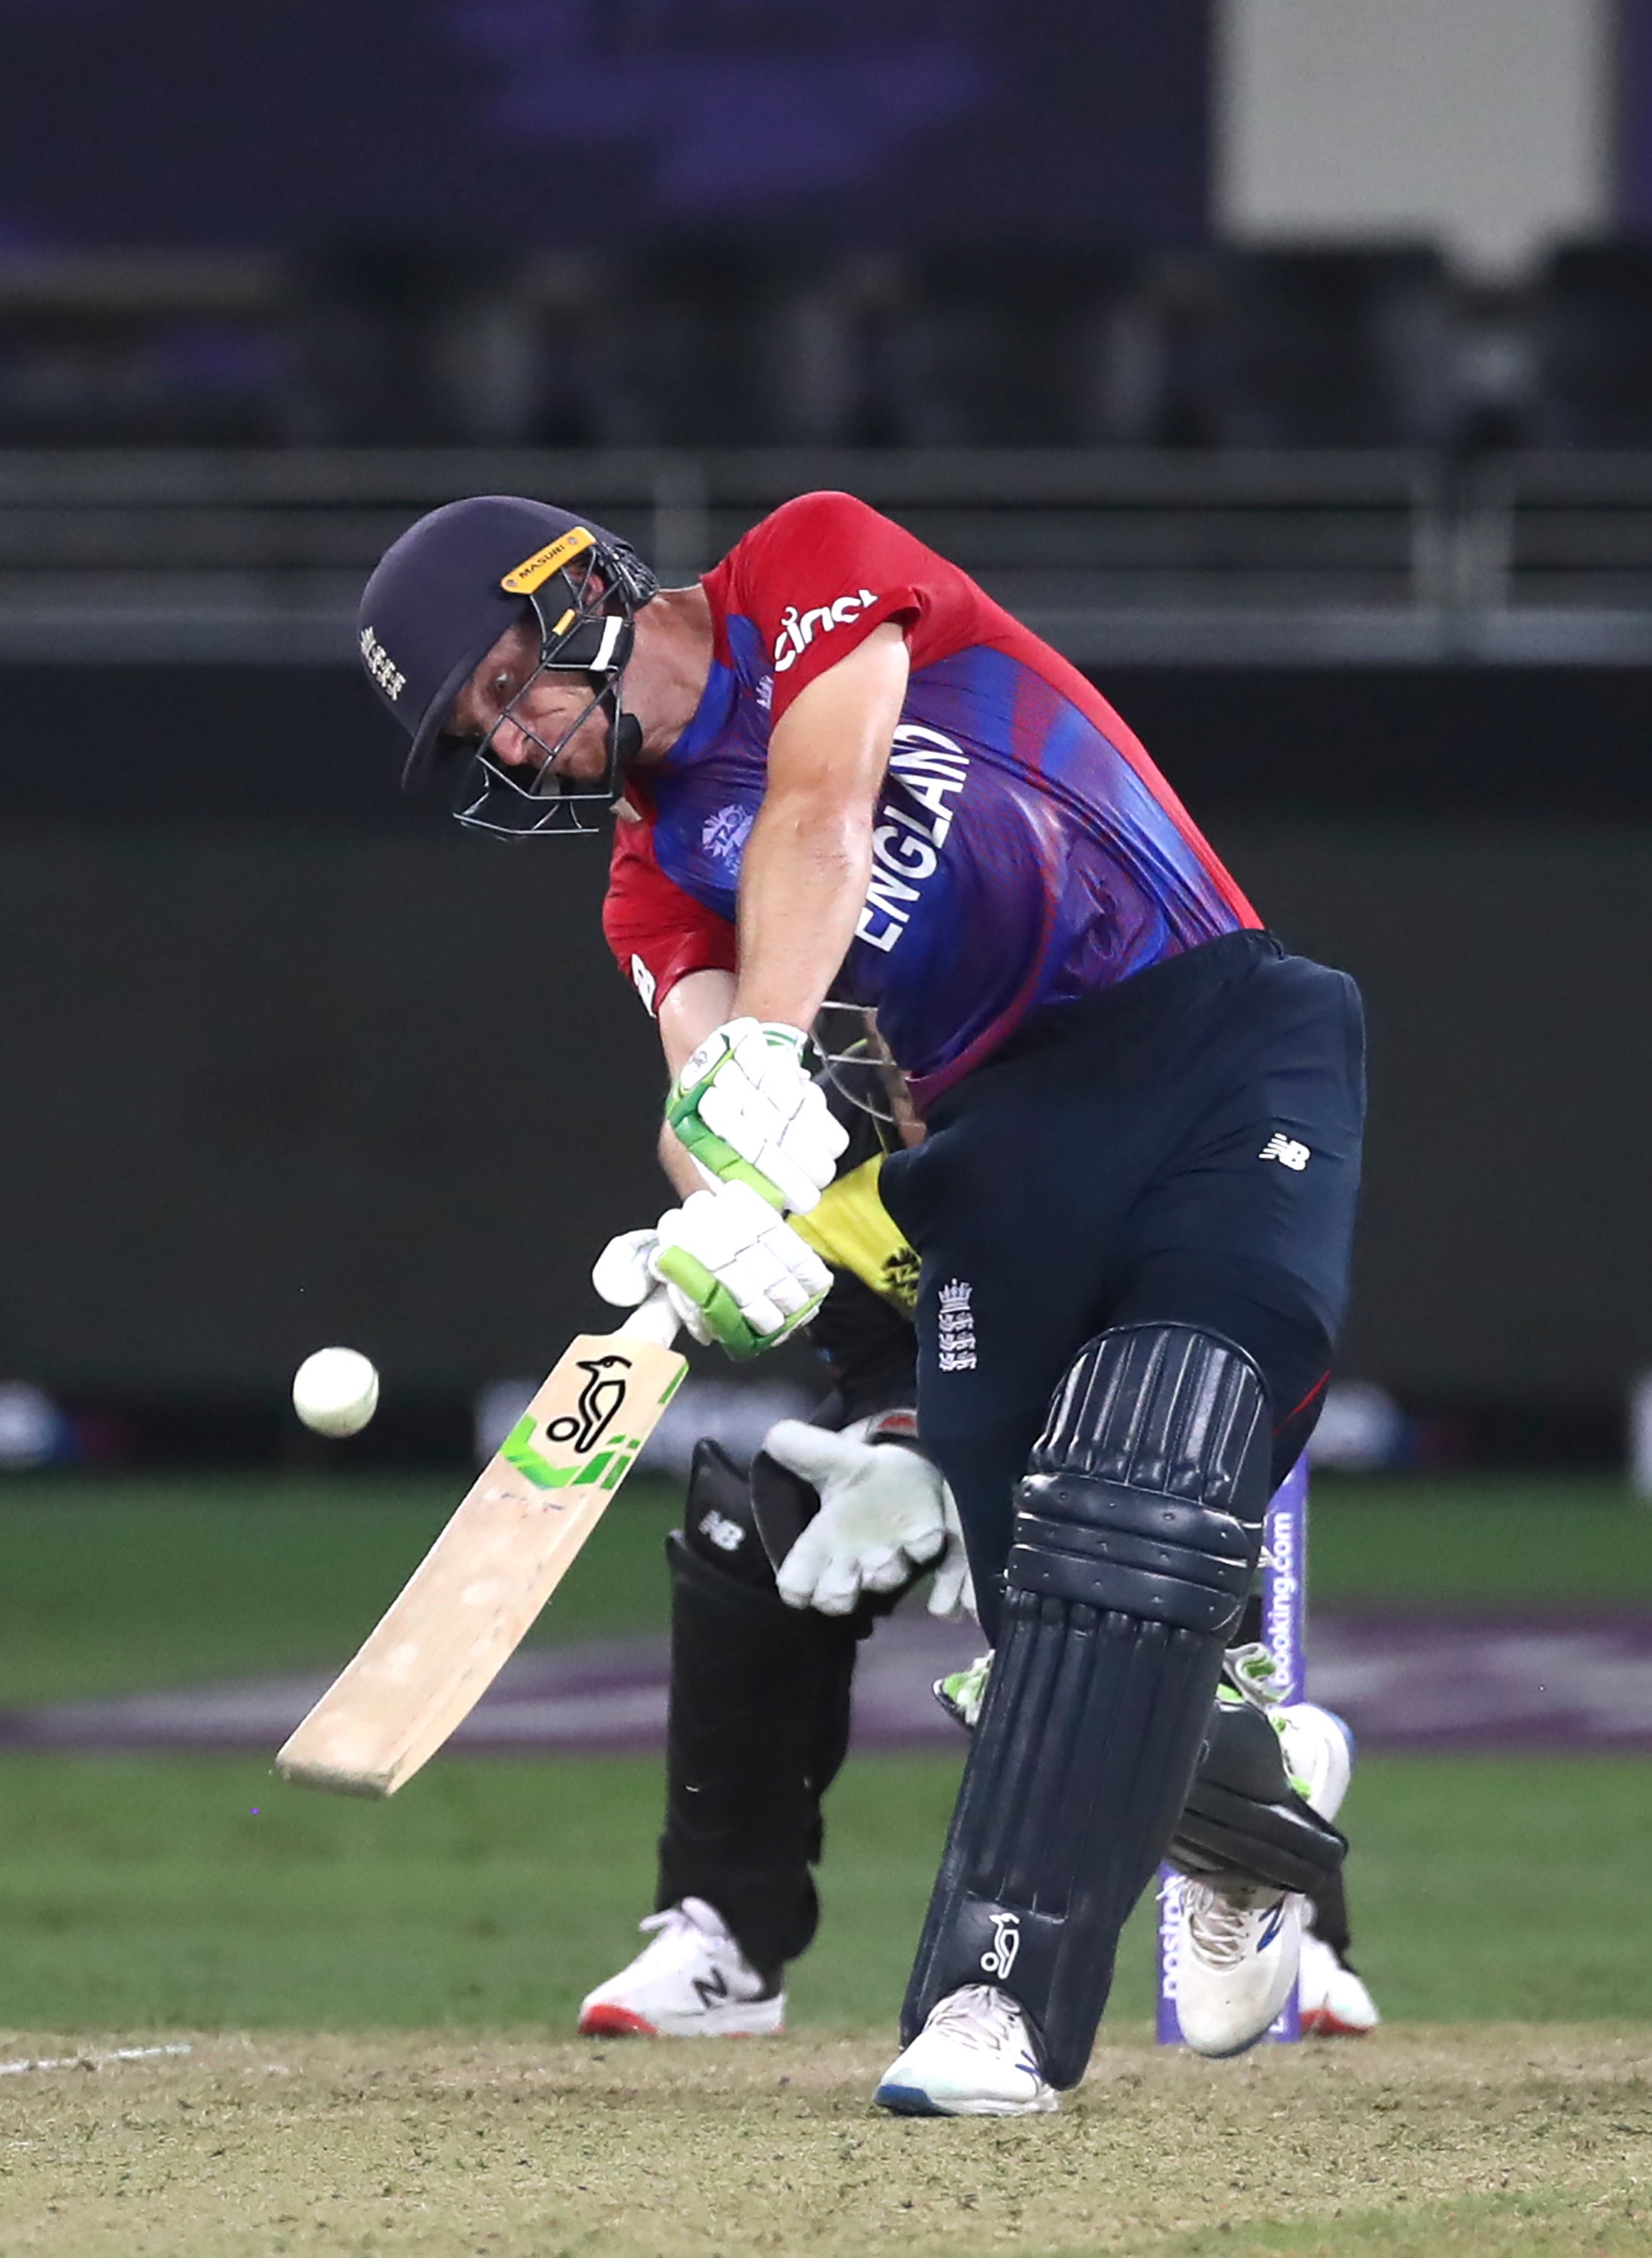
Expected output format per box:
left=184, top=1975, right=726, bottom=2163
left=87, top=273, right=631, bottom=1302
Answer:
left=291, top=1347, right=380, bottom=1438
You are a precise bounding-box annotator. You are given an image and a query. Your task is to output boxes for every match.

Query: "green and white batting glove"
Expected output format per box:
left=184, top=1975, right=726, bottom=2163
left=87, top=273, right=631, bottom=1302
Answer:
left=592, top=1183, right=830, bottom=1362
left=666, top=1016, right=848, bottom=1215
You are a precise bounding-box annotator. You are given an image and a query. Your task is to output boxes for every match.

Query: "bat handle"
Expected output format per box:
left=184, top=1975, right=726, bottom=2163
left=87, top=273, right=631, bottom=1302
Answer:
left=615, top=1287, right=680, bottom=1348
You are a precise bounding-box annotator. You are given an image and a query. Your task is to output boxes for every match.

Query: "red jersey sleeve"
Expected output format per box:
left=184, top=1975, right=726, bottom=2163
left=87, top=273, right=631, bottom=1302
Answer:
left=705, top=491, right=1006, bottom=724
left=602, top=801, right=737, bottom=1018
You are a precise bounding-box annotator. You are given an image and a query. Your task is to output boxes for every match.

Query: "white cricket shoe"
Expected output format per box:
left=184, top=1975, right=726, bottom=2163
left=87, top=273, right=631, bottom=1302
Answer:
left=577, top=1898, right=785, bottom=2038
left=1173, top=1703, right=1355, bottom=2060
left=1175, top=1881, right=1305, bottom=2058
left=1279, top=1701, right=1354, bottom=1826
left=873, top=1985, right=1059, bottom=2116
left=1299, top=1932, right=1380, bottom=2037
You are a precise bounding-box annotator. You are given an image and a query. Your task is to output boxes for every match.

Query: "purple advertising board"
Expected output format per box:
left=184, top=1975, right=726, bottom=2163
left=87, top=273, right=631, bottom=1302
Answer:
left=1622, top=0, right=1652, bottom=228
left=0, top=0, right=1209, bottom=251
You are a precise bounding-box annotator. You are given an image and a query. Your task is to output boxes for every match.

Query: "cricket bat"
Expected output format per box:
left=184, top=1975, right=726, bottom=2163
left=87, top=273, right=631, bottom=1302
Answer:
left=276, top=1294, right=685, bottom=1797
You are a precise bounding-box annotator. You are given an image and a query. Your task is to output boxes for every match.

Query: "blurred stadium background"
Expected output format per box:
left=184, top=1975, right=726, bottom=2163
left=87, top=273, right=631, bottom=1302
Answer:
left=0, top=0, right=1649, bottom=1479
left=0, top=0, right=1650, bottom=2132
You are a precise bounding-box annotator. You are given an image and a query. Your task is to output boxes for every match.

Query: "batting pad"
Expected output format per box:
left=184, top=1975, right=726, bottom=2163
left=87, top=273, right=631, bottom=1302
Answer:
left=901, top=1324, right=1270, bottom=2088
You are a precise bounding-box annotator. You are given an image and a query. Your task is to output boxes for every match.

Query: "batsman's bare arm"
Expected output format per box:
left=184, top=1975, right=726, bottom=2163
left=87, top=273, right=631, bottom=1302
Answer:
left=651, top=624, right=908, bottom=1197
left=732, top=621, right=908, bottom=1033
left=656, top=969, right=735, bottom=1194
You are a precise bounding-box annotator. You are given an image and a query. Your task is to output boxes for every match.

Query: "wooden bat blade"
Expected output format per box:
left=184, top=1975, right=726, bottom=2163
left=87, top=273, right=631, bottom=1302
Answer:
left=275, top=1326, right=686, bottom=1796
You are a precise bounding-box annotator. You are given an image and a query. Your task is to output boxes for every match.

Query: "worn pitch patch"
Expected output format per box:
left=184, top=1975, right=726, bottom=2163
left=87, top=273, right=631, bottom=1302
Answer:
left=0, top=2026, right=1647, bottom=2258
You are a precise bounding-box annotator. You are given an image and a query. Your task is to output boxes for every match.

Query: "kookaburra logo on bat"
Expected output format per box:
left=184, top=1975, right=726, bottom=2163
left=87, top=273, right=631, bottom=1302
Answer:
left=544, top=1355, right=632, bottom=1453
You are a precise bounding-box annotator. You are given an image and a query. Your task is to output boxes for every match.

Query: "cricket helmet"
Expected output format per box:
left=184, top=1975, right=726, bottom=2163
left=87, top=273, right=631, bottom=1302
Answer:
left=356, top=494, right=659, bottom=836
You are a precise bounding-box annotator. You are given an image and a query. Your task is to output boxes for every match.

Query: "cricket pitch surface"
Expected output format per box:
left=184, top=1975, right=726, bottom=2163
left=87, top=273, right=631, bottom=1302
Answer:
left=2, top=2025, right=1647, bottom=2257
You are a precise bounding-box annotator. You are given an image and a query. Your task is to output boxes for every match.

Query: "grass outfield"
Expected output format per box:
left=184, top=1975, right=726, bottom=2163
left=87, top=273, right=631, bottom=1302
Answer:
left=1, top=1470, right=1649, bottom=1705
left=0, top=1752, right=1647, bottom=2032
left=0, top=1471, right=1647, bottom=2033
left=0, top=1474, right=1647, bottom=2253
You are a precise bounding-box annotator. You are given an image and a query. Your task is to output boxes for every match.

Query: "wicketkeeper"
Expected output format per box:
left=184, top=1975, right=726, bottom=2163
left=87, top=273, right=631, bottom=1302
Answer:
left=357, top=485, right=1368, bottom=2111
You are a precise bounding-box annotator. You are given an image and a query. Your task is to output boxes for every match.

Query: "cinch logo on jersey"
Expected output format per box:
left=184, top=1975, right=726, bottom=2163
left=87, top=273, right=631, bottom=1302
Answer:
left=359, top=625, right=406, bottom=701
left=856, top=723, right=971, bottom=954
left=771, top=589, right=880, bottom=673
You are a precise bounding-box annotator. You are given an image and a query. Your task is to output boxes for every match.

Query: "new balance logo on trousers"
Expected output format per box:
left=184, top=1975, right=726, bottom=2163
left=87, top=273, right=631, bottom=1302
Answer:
left=1259, top=1134, right=1311, bottom=1171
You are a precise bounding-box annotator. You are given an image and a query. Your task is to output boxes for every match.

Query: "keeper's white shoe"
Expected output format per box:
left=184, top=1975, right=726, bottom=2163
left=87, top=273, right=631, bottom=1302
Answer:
left=1299, top=1933, right=1380, bottom=2037
left=874, top=1985, right=1060, bottom=2116
left=1279, top=1701, right=1354, bottom=1828
left=577, top=1897, right=785, bottom=2038
left=1175, top=1882, right=1305, bottom=2058
left=1174, top=1703, right=1355, bottom=2060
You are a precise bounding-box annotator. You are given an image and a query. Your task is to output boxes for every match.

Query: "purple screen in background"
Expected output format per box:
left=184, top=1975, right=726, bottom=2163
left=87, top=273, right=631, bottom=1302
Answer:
left=0, top=0, right=1209, bottom=250
left=1620, top=0, right=1652, bottom=227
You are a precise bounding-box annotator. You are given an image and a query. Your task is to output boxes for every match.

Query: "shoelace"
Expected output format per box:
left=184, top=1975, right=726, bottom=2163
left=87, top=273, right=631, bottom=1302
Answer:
left=634, top=1903, right=723, bottom=1964
left=637, top=1908, right=693, bottom=1940
left=926, top=1984, right=1027, bottom=2056
left=1185, top=1884, right=1274, bottom=1970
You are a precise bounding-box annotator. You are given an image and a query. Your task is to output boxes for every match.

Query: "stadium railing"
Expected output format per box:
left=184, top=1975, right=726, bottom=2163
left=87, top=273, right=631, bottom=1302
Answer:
left=3, top=443, right=1651, bottom=667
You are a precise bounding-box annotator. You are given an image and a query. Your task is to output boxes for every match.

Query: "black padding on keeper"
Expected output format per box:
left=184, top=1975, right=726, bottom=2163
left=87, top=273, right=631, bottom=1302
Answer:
left=661, top=1470, right=859, bottom=1976
left=900, top=1323, right=1271, bottom=2089
left=748, top=1442, right=819, bottom=1577
left=681, top=1438, right=783, bottom=1594
left=1170, top=1700, right=1348, bottom=1898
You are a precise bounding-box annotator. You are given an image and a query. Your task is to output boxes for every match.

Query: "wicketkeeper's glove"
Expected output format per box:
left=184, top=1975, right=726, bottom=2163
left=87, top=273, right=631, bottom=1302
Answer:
left=665, top=1017, right=848, bottom=1215
left=592, top=1181, right=830, bottom=1362
left=926, top=1485, right=977, bottom=1623
left=763, top=1416, right=960, bottom=1617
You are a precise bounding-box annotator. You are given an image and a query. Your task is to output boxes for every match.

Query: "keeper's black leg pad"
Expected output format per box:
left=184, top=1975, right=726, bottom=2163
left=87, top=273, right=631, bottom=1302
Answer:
left=901, top=1325, right=1270, bottom=2088
left=1307, top=1867, right=1353, bottom=1961
left=1170, top=1699, right=1347, bottom=1897
left=658, top=1441, right=859, bottom=1975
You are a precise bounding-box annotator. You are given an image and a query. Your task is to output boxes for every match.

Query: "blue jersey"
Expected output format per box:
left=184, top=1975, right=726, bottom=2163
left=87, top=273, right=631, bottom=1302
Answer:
left=605, top=493, right=1257, bottom=1109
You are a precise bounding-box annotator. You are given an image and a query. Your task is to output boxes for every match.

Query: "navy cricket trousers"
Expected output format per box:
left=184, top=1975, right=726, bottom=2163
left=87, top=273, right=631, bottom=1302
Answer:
left=879, top=930, right=1366, bottom=1643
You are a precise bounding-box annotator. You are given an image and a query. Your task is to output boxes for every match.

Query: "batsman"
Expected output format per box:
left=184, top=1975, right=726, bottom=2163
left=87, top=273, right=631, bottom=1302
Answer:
left=356, top=487, right=1367, bottom=2115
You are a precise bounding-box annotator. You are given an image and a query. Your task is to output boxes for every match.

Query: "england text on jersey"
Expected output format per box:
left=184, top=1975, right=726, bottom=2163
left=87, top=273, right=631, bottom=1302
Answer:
left=604, top=491, right=1258, bottom=1109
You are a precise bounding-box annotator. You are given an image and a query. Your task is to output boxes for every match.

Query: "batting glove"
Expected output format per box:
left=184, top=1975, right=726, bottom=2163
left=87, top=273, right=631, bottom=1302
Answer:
left=765, top=1416, right=949, bottom=1615
left=666, top=1017, right=847, bottom=1215
left=593, top=1183, right=830, bottom=1361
